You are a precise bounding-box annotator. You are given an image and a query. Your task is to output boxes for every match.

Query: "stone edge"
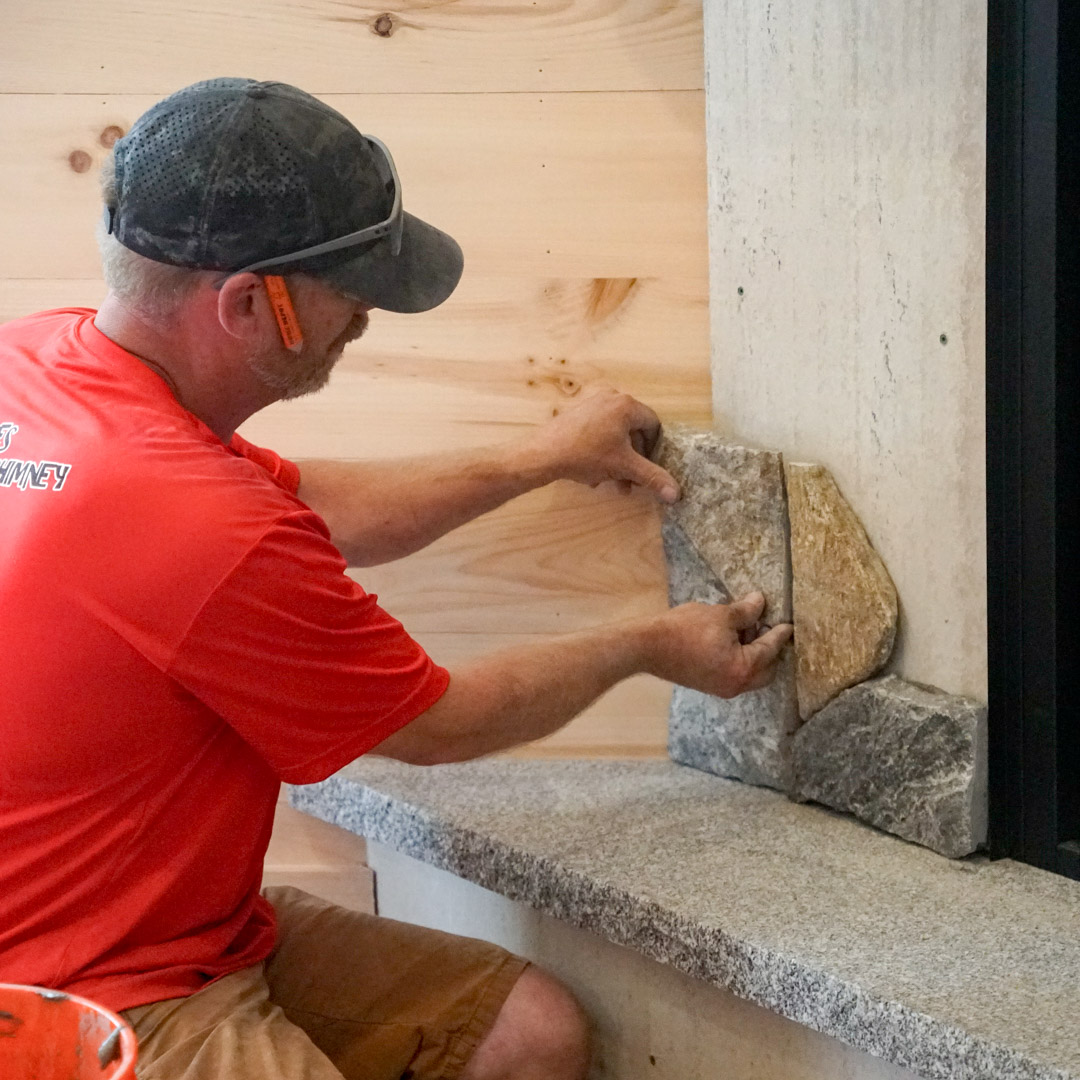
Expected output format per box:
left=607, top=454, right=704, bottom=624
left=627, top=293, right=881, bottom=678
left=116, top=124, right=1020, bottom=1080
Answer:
left=790, top=676, right=990, bottom=858
left=290, top=774, right=1070, bottom=1080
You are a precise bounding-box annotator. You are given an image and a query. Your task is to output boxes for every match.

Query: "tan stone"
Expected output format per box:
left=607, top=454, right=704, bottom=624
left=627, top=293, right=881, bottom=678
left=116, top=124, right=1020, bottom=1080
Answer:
left=785, top=463, right=898, bottom=719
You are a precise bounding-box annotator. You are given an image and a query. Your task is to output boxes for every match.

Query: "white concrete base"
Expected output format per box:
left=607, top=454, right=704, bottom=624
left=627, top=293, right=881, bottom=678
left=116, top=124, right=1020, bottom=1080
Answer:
left=369, top=842, right=919, bottom=1080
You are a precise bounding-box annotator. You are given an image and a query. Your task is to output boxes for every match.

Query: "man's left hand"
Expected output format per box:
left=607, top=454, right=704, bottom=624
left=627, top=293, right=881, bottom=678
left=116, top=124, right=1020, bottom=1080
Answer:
left=529, top=388, right=680, bottom=504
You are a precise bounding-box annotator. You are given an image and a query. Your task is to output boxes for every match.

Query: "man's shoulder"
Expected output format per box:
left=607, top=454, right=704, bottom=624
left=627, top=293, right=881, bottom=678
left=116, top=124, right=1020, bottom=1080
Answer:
left=3, top=402, right=317, bottom=631
left=29, top=434, right=325, bottom=666
left=0, top=307, right=94, bottom=344
left=89, top=425, right=312, bottom=556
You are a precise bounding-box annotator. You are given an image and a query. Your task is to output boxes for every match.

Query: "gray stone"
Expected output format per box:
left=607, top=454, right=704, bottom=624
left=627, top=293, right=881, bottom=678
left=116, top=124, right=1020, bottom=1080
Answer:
left=657, top=429, right=797, bottom=791
left=669, top=645, right=798, bottom=791
left=293, top=757, right=1080, bottom=1080
left=655, top=426, right=791, bottom=623
left=791, top=675, right=988, bottom=858
left=660, top=517, right=730, bottom=606
left=786, top=462, right=898, bottom=719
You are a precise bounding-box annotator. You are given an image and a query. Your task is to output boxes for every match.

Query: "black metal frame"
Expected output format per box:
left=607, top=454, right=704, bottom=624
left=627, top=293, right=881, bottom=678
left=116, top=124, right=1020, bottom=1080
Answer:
left=986, top=0, right=1079, bottom=878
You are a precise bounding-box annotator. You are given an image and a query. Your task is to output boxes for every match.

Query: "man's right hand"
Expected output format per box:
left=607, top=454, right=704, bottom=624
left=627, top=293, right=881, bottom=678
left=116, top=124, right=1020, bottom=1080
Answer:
left=645, top=592, right=794, bottom=698
left=522, top=388, right=681, bottom=504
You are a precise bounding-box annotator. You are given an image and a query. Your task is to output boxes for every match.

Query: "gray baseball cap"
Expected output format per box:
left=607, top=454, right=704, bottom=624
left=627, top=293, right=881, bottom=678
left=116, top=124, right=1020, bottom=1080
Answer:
left=104, top=78, right=463, bottom=313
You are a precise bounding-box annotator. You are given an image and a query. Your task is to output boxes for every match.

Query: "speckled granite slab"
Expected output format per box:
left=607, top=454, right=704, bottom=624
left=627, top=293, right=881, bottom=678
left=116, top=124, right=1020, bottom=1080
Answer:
left=291, top=759, right=1079, bottom=1080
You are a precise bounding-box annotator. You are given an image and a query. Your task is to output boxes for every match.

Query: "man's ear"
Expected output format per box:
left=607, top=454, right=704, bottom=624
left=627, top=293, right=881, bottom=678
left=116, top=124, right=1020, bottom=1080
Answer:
left=217, top=273, right=270, bottom=345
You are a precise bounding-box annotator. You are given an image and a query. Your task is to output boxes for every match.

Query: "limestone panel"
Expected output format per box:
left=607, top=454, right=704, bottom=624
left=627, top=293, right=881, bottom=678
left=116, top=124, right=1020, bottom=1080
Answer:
left=704, top=0, right=988, bottom=700
left=791, top=675, right=988, bottom=858
left=786, top=462, right=898, bottom=719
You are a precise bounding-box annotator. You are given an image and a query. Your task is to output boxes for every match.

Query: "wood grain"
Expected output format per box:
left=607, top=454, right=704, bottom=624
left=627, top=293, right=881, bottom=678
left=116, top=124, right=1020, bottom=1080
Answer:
left=0, top=281, right=107, bottom=323
left=240, top=370, right=702, bottom=459
left=0, top=92, right=707, bottom=283
left=2, top=0, right=711, bottom=759
left=352, top=481, right=669, bottom=634
left=409, top=631, right=671, bottom=757
left=0, top=276, right=711, bottom=451
left=4, top=1, right=704, bottom=96
left=240, top=272, right=710, bottom=458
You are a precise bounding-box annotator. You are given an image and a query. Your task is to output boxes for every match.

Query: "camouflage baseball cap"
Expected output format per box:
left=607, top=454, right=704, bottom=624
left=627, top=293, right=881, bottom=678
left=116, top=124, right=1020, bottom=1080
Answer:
left=104, top=77, right=463, bottom=313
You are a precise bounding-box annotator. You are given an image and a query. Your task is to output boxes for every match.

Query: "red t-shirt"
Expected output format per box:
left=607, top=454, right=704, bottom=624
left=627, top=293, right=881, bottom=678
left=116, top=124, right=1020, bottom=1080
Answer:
left=0, top=309, right=449, bottom=1011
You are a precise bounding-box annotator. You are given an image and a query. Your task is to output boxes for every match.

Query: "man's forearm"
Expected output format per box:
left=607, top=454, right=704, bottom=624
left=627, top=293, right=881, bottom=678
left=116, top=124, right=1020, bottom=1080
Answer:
left=296, top=444, right=555, bottom=566
left=373, top=597, right=794, bottom=767
left=294, top=390, right=681, bottom=567
left=372, top=619, right=657, bottom=765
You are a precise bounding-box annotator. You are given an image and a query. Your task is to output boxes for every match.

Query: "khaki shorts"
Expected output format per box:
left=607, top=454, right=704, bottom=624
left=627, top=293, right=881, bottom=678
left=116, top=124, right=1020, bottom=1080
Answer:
left=121, top=885, right=529, bottom=1080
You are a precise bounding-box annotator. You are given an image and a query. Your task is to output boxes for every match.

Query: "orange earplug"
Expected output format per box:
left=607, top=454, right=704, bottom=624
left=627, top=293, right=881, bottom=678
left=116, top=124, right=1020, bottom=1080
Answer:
left=263, top=275, right=304, bottom=353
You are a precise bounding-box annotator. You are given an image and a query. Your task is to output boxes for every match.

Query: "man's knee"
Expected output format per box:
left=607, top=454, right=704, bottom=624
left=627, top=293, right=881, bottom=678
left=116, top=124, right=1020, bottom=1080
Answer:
left=510, top=967, right=590, bottom=1068
left=464, top=965, right=590, bottom=1079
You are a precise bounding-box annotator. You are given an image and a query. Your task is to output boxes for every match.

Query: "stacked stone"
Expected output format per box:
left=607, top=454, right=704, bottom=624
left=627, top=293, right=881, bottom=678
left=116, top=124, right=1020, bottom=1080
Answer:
left=655, top=426, right=987, bottom=858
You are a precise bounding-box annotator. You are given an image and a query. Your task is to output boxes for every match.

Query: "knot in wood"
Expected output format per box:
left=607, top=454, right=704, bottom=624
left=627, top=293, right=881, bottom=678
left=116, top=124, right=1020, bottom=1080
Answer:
left=371, top=13, right=395, bottom=37
left=99, top=125, right=125, bottom=149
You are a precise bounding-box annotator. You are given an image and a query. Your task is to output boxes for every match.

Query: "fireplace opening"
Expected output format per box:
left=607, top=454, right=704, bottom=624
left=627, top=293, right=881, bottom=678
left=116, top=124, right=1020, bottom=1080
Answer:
left=987, top=0, right=1080, bottom=879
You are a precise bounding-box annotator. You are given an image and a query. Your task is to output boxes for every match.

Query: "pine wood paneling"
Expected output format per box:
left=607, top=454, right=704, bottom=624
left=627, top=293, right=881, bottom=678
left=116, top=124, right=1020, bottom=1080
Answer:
left=239, top=364, right=704, bottom=460
left=4, top=1, right=704, bottom=96
left=408, top=632, right=670, bottom=758
left=352, top=483, right=668, bottom=634
left=241, top=272, right=711, bottom=459
left=1, top=2, right=710, bottom=762
left=263, top=799, right=376, bottom=911
left=0, top=92, right=708, bottom=283
left=0, top=282, right=107, bottom=323
left=0, top=275, right=711, bottom=459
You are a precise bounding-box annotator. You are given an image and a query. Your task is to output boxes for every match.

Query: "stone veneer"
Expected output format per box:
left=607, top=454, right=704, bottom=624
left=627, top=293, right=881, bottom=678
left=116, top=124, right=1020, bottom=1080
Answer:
left=661, top=511, right=799, bottom=790
left=656, top=435, right=799, bottom=790
left=655, top=431, right=791, bottom=623
left=654, top=426, right=987, bottom=858
left=785, top=462, right=899, bottom=718
left=791, top=676, right=988, bottom=859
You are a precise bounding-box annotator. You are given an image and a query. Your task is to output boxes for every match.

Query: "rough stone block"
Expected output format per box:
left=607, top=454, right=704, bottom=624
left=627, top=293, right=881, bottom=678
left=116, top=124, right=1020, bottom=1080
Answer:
left=786, top=463, right=898, bottom=719
left=669, top=645, right=799, bottom=791
left=655, top=426, right=791, bottom=623
left=660, top=517, right=730, bottom=607
left=658, top=428, right=797, bottom=790
left=791, top=675, right=988, bottom=858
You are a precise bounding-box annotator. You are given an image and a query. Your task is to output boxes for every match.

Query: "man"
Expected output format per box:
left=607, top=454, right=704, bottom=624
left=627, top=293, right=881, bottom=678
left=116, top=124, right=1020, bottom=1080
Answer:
left=0, top=79, right=792, bottom=1079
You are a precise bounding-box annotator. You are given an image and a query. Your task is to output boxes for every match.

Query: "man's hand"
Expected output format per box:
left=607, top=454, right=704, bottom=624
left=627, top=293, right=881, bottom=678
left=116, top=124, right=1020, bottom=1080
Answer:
left=527, top=388, right=681, bottom=504
left=645, top=592, right=794, bottom=698
left=298, top=387, right=679, bottom=567
left=374, top=591, right=793, bottom=765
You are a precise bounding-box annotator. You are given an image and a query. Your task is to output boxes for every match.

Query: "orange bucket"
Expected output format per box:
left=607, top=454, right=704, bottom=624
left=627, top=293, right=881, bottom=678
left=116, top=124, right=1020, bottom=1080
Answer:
left=0, top=984, right=137, bottom=1079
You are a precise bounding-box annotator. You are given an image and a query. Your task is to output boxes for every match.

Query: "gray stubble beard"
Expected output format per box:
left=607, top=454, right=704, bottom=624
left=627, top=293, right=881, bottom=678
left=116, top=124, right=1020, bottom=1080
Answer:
left=248, top=310, right=369, bottom=401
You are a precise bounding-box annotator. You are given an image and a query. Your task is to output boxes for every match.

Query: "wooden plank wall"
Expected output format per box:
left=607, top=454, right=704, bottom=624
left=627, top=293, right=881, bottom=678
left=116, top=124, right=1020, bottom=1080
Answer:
left=2, top=1, right=710, bottom=758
